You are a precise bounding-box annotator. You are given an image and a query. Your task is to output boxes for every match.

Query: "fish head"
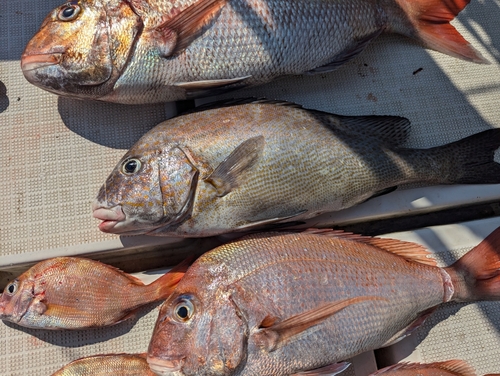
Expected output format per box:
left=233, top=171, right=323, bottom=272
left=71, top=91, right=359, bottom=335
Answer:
left=93, top=137, right=200, bottom=235
left=0, top=277, right=36, bottom=323
left=147, top=264, right=247, bottom=375
left=21, top=0, right=142, bottom=100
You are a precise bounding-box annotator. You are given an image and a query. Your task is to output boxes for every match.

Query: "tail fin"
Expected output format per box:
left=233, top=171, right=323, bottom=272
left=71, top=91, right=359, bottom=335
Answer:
left=386, top=0, right=489, bottom=63
left=150, top=256, right=195, bottom=300
left=446, top=227, right=500, bottom=302
left=431, top=129, right=500, bottom=185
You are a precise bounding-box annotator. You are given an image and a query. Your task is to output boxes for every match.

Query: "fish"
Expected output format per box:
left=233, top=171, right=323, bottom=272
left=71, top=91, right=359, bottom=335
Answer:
left=21, top=0, right=489, bottom=104
left=52, top=353, right=157, bottom=375
left=146, top=227, right=500, bottom=376
left=0, top=256, right=188, bottom=329
left=92, top=99, right=500, bottom=238
left=370, top=360, right=476, bottom=376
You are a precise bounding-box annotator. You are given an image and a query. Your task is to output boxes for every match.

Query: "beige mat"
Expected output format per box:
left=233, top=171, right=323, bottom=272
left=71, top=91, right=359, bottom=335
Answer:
left=1, top=0, right=500, bottom=268
left=0, top=1, right=500, bottom=374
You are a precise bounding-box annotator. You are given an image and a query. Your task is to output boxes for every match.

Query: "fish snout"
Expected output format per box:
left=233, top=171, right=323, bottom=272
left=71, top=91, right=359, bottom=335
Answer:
left=147, top=357, right=185, bottom=376
left=92, top=204, right=126, bottom=233
left=21, top=53, right=62, bottom=73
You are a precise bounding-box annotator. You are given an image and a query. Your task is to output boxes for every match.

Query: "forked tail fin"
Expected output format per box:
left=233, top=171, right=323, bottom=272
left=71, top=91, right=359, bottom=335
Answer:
left=446, top=227, right=500, bottom=302
left=385, top=0, right=489, bottom=63
left=150, top=256, right=195, bottom=300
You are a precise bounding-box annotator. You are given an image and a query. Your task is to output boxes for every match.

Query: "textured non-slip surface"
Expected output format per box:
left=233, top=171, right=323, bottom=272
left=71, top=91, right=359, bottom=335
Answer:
left=1, top=1, right=500, bottom=374
left=1, top=0, right=500, bottom=262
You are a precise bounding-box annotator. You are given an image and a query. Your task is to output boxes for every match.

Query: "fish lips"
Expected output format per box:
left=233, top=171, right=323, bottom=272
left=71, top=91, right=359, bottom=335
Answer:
left=146, top=357, right=185, bottom=376
left=92, top=206, right=126, bottom=233
left=21, top=53, right=62, bottom=73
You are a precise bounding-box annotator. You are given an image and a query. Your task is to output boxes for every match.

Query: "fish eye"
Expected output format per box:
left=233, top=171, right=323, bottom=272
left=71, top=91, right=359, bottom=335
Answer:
left=58, top=3, right=81, bottom=21
left=121, top=158, right=142, bottom=175
left=173, top=299, right=194, bottom=322
left=5, top=281, right=18, bottom=295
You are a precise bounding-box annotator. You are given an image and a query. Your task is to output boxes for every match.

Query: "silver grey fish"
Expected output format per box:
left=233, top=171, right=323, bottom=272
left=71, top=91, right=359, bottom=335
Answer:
left=21, top=0, right=488, bottom=104
left=92, top=99, right=500, bottom=237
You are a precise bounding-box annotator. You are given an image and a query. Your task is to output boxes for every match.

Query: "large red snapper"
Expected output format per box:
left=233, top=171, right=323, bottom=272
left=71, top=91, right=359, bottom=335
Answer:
left=146, top=228, right=500, bottom=376
left=0, top=257, right=188, bottom=329
left=92, top=100, right=500, bottom=238
left=21, top=0, right=488, bottom=104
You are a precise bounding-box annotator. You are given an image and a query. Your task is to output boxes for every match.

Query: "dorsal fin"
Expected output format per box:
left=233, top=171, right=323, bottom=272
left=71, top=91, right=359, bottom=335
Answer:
left=322, top=114, right=411, bottom=147
left=301, top=229, right=437, bottom=267
left=370, top=360, right=476, bottom=376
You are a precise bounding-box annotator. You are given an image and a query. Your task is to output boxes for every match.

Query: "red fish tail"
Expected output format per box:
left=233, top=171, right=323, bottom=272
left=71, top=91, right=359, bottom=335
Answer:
left=446, top=227, right=500, bottom=302
left=150, top=256, right=194, bottom=300
left=383, top=0, right=489, bottom=63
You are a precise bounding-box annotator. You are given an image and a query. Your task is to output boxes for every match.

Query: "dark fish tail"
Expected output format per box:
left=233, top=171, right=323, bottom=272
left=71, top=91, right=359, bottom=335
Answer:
left=428, top=129, right=500, bottom=185
left=382, top=0, right=489, bottom=63
left=446, top=227, right=500, bottom=302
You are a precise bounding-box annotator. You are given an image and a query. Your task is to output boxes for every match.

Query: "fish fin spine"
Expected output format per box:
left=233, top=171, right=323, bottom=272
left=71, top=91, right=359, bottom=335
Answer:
left=300, top=229, right=437, bottom=266
left=447, top=226, right=500, bottom=301
left=384, top=0, right=489, bottom=63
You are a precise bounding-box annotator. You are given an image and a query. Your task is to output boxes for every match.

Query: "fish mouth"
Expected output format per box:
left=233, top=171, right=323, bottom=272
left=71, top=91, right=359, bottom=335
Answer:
left=21, top=53, right=62, bottom=72
left=147, top=357, right=185, bottom=375
left=92, top=206, right=126, bottom=233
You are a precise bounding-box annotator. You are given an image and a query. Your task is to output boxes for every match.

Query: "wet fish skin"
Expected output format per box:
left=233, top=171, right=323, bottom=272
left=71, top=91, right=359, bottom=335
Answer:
left=0, top=257, right=187, bottom=329
left=21, top=0, right=488, bottom=104
left=147, top=228, right=500, bottom=376
left=370, top=360, right=476, bottom=376
left=52, top=353, right=156, bottom=375
left=93, top=100, right=500, bottom=237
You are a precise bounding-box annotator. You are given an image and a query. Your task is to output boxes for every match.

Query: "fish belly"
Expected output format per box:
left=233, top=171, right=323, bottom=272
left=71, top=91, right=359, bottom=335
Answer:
left=222, top=235, right=445, bottom=375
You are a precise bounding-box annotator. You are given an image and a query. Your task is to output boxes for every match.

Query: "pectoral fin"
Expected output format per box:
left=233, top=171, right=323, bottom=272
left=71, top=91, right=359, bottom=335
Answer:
left=43, top=304, right=92, bottom=322
left=292, top=362, right=351, bottom=376
left=205, top=136, right=265, bottom=197
left=155, top=0, right=227, bottom=55
left=254, top=296, right=386, bottom=352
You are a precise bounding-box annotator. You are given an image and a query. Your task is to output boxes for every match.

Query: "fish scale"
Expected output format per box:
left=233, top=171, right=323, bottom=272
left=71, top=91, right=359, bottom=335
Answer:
left=147, top=229, right=500, bottom=375
left=93, top=101, right=500, bottom=237
left=22, top=0, right=487, bottom=103
left=0, top=257, right=187, bottom=329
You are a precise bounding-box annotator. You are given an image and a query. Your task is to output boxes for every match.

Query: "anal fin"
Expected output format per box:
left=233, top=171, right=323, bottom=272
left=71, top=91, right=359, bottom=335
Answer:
left=380, top=307, right=436, bottom=347
left=306, top=30, right=383, bottom=74
left=293, top=362, right=351, bottom=376
left=233, top=210, right=307, bottom=232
